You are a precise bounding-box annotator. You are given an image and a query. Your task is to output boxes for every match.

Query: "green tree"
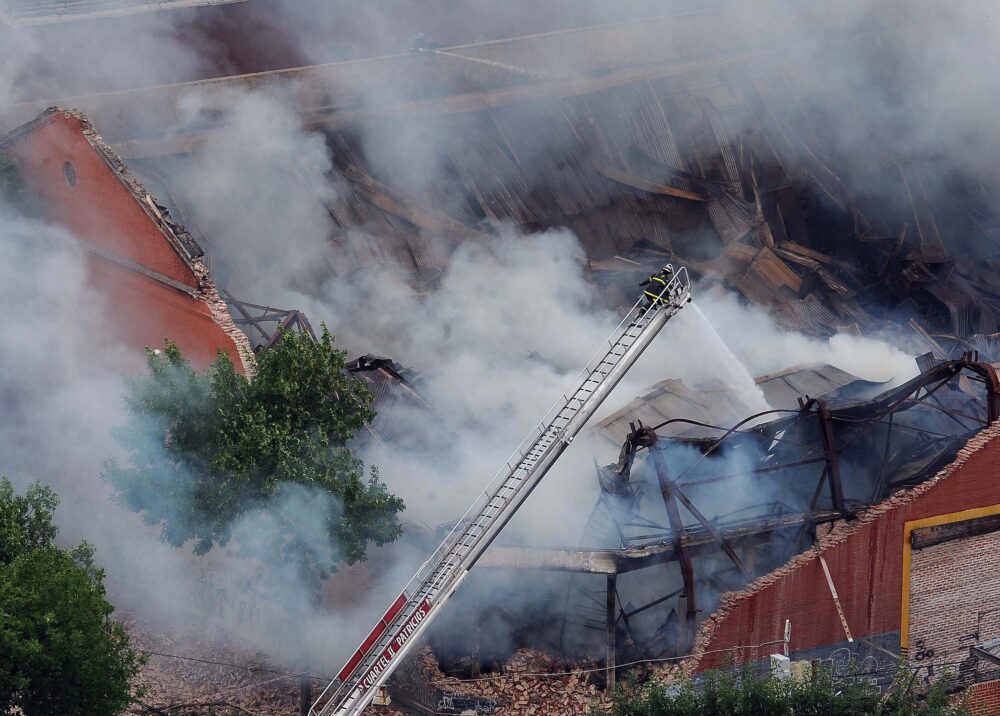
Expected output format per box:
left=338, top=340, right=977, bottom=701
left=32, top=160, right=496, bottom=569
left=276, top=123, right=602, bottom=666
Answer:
left=0, top=478, right=143, bottom=716
left=594, top=664, right=970, bottom=716
left=103, top=328, right=404, bottom=596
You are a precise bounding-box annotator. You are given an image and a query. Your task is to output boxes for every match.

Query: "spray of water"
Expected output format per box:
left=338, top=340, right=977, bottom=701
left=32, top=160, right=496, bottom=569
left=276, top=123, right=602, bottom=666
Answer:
left=686, top=303, right=770, bottom=413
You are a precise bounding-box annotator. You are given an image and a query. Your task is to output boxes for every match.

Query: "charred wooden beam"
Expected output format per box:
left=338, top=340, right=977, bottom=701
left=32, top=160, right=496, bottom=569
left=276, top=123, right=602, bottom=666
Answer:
left=594, top=164, right=704, bottom=202
left=872, top=411, right=895, bottom=502
left=792, top=466, right=830, bottom=556
left=479, top=508, right=840, bottom=574
left=299, top=677, right=312, bottom=716
left=911, top=513, right=1000, bottom=550
left=650, top=442, right=753, bottom=583
left=341, top=164, right=484, bottom=241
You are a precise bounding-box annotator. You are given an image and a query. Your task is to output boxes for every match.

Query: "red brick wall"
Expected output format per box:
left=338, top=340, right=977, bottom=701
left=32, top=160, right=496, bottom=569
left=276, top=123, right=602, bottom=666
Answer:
left=966, top=679, right=1000, bottom=716
left=3, top=110, right=245, bottom=371
left=691, top=427, right=1000, bottom=670
left=88, top=258, right=242, bottom=370
left=6, top=112, right=198, bottom=288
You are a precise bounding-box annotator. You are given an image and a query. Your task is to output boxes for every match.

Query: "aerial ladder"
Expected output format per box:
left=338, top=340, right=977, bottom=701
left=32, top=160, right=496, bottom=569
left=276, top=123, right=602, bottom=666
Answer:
left=311, top=265, right=692, bottom=716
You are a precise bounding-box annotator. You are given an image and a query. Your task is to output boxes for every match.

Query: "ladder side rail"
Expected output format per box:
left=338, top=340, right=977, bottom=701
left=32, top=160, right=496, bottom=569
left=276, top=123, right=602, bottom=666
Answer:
left=460, top=286, right=691, bottom=576
left=315, top=569, right=473, bottom=716
left=312, top=268, right=689, bottom=716
left=316, top=276, right=687, bottom=713
left=312, top=270, right=690, bottom=715
left=427, top=268, right=691, bottom=594
left=311, top=391, right=591, bottom=714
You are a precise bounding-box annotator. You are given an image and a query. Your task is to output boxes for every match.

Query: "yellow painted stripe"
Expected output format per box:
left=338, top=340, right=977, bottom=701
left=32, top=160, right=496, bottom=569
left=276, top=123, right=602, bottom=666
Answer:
left=900, top=503, right=1000, bottom=654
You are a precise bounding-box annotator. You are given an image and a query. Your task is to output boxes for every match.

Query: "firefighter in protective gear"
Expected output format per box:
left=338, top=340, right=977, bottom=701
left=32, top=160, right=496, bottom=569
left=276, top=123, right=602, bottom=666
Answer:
left=638, top=266, right=675, bottom=313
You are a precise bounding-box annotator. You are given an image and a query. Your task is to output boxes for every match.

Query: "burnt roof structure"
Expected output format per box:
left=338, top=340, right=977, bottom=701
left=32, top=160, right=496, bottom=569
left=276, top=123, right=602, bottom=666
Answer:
left=593, top=363, right=887, bottom=447
left=6, top=2, right=1000, bottom=706
left=416, top=350, right=1000, bottom=699
left=3, top=2, right=997, bottom=346
left=550, top=354, right=1000, bottom=662
left=219, top=293, right=435, bottom=447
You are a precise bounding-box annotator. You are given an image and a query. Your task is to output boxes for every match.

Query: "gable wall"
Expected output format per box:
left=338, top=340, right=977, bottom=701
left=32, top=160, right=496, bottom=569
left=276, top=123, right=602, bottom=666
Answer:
left=2, top=110, right=246, bottom=370
left=6, top=112, right=199, bottom=288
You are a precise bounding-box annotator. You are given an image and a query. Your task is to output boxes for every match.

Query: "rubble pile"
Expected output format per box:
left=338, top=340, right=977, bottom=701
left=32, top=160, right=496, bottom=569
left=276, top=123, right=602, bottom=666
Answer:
left=414, top=648, right=610, bottom=716
left=127, top=621, right=304, bottom=716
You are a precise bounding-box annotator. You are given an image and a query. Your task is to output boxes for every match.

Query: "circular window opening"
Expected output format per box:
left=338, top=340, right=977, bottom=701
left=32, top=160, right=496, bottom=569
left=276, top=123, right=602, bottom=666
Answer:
left=63, top=161, right=76, bottom=187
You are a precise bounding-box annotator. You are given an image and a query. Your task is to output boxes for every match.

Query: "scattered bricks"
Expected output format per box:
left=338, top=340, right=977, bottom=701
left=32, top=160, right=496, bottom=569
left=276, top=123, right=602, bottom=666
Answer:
left=127, top=621, right=302, bottom=716
left=412, top=647, right=610, bottom=716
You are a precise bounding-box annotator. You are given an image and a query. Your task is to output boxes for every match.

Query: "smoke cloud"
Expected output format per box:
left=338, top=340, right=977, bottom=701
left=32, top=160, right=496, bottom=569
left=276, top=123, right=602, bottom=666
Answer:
left=2, top=0, right=993, bottom=676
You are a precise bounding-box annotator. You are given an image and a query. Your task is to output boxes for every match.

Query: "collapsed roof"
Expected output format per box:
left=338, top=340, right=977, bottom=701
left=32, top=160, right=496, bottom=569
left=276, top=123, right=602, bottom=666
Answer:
left=594, top=363, right=887, bottom=447
left=6, top=1, right=996, bottom=345
left=479, top=354, right=1000, bottom=670
left=5, top=0, right=1000, bottom=701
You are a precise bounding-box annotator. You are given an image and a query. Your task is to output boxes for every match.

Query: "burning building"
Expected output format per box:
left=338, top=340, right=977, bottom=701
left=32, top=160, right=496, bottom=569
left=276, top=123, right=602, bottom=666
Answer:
left=3, top=1, right=1000, bottom=714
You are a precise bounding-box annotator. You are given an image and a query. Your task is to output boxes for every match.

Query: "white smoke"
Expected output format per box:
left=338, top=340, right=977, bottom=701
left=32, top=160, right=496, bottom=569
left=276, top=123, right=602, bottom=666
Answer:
left=0, top=200, right=407, bottom=667
left=692, top=286, right=919, bottom=385
left=3, top=0, right=992, bottom=676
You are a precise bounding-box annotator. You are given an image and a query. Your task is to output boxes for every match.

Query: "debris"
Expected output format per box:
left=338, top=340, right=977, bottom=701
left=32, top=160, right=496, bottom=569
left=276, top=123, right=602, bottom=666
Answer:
left=386, top=648, right=609, bottom=716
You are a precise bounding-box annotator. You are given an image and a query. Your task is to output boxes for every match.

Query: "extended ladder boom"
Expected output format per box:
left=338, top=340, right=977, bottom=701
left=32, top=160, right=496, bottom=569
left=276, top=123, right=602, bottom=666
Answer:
left=312, top=266, right=692, bottom=716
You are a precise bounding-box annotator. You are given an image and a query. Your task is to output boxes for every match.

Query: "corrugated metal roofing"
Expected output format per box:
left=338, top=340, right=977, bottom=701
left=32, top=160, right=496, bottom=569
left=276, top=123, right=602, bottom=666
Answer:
left=593, top=377, right=753, bottom=448
left=595, top=363, right=880, bottom=449
left=755, top=363, right=885, bottom=408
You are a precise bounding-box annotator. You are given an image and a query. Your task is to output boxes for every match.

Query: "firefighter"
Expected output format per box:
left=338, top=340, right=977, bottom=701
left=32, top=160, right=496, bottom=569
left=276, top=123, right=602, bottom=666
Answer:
left=638, top=265, right=675, bottom=313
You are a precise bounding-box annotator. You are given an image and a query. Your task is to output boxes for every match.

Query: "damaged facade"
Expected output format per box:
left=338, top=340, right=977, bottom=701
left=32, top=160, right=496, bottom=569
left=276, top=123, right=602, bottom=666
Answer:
left=688, top=422, right=1000, bottom=693
left=468, top=354, right=1000, bottom=697
left=0, top=107, right=252, bottom=372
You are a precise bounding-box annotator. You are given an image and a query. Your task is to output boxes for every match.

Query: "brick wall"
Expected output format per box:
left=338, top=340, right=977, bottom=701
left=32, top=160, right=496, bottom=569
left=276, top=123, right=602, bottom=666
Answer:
left=2, top=109, right=249, bottom=371
left=687, top=424, right=1000, bottom=673
left=909, top=530, right=1000, bottom=680
left=88, top=257, right=244, bottom=370
left=6, top=112, right=199, bottom=288
left=965, top=679, right=1000, bottom=716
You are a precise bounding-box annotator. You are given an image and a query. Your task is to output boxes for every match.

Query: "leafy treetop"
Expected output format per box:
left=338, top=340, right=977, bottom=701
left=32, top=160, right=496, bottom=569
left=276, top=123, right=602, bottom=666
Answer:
left=103, top=327, right=404, bottom=592
left=0, top=478, right=143, bottom=716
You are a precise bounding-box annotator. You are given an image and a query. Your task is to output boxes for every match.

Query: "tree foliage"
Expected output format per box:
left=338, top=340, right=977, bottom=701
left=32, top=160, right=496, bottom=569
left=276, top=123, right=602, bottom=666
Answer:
left=0, top=478, right=142, bottom=716
left=595, top=664, right=969, bottom=716
left=103, top=328, right=404, bottom=591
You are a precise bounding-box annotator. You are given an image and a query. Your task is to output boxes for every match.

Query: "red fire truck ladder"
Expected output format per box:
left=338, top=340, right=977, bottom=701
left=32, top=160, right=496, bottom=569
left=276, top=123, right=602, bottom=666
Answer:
left=311, top=266, right=692, bottom=716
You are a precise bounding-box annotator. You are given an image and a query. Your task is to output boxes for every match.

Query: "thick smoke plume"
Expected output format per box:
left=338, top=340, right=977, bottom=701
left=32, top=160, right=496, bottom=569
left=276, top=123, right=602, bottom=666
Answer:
left=1, top=0, right=993, bottom=673
left=0, top=200, right=427, bottom=667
